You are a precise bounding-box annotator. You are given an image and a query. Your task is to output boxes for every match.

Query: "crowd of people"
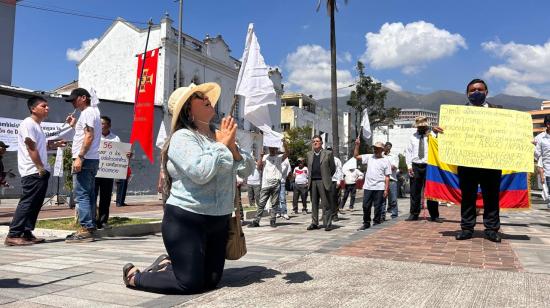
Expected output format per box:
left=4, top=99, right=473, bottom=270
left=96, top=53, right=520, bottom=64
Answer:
left=1, top=78, right=532, bottom=294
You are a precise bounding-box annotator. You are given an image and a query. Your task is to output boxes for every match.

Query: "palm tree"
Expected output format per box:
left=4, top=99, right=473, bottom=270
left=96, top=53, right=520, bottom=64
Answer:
left=317, top=0, right=348, bottom=157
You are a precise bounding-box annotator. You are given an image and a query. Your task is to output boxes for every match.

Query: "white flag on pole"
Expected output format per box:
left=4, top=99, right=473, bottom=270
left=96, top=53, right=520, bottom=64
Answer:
left=155, top=120, right=168, bottom=149
left=235, top=23, right=279, bottom=139
left=361, top=109, right=371, bottom=139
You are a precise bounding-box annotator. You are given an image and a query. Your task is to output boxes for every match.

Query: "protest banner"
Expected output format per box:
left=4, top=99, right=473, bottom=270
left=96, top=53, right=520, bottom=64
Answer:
left=438, top=105, right=534, bottom=172
left=0, top=116, right=74, bottom=151
left=53, top=147, right=64, bottom=177
left=96, top=141, right=132, bottom=179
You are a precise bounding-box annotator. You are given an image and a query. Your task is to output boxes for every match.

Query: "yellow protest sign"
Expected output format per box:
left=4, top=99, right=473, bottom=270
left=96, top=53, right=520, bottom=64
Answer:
left=438, top=105, right=534, bottom=172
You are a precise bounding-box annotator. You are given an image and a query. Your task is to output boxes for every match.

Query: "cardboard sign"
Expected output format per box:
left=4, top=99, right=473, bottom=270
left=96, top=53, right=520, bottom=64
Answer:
left=96, top=141, right=132, bottom=179
left=438, top=105, right=534, bottom=172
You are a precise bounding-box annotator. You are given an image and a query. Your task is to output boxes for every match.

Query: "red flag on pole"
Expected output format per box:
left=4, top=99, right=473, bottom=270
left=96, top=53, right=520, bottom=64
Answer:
left=130, top=48, right=159, bottom=163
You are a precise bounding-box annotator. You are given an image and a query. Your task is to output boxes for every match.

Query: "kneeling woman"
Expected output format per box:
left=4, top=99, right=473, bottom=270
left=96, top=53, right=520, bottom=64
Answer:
left=123, top=83, right=254, bottom=294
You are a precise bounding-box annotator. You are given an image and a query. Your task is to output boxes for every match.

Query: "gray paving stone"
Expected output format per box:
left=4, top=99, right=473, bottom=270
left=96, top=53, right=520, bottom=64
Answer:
left=28, top=294, right=131, bottom=308
left=54, top=286, right=157, bottom=306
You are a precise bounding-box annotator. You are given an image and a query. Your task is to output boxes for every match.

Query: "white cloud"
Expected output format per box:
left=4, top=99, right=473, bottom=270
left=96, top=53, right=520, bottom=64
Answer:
left=384, top=80, right=402, bottom=92
left=360, top=21, right=467, bottom=74
left=66, top=38, right=98, bottom=62
left=284, top=44, right=355, bottom=98
left=482, top=39, right=550, bottom=97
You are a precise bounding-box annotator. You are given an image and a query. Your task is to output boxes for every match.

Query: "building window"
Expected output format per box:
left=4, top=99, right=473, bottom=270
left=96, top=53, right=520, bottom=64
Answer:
left=281, top=123, right=291, bottom=132
left=232, top=96, right=240, bottom=119
left=173, top=72, right=184, bottom=90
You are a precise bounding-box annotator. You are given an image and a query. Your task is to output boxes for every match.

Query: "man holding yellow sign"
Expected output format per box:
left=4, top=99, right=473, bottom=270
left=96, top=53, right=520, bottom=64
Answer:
left=434, top=79, right=534, bottom=243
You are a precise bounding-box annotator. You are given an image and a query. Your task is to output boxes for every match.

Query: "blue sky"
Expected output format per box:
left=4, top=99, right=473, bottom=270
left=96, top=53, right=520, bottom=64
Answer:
left=10, top=0, right=550, bottom=99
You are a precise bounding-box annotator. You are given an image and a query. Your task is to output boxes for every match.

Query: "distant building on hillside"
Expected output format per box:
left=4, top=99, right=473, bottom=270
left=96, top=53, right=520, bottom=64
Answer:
left=528, top=101, right=550, bottom=136
left=396, top=108, right=438, bottom=127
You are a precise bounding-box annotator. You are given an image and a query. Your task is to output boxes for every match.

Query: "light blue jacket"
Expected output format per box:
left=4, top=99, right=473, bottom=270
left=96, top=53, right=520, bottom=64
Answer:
left=165, top=129, right=254, bottom=216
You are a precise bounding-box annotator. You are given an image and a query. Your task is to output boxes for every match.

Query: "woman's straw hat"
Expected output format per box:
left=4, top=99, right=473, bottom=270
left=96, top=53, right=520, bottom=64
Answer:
left=167, top=82, right=221, bottom=130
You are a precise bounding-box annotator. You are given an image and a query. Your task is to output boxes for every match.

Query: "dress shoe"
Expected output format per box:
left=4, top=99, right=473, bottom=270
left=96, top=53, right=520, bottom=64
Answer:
left=405, top=215, right=419, bottom=221
left=333, top=216, right=340, bottom=222
left=4, top=236, right=33, bottom=246
left=485, top=231, right=502, bottom=243
left=247, top=221, right=260, bottom=228
left=306, top=224, right=319, bottom=231
left=270, top=220, right=277, bottom=228
left=325, top=225, right=336, bottom=231
left=373, top=220, right=381, bottom=225
left=429, top=217, right=444, bottom=223
left=23, top=232, right=46, bottom=243
left=455, top=230, right=473, bottom=240
left=357, top=224, right=370, bottom=231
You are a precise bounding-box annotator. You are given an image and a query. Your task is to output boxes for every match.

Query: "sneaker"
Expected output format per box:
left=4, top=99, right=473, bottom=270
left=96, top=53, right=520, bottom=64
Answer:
left=247, top=221, right=260, bottom=228
left=306, top=224, right=319, bottom=230
left=102, top=223, right=113, bottom=230
left=270, top=220, right=277, bottom=228
left=302, top=209, right=308, bottom=215
left=283, top=214, right=290, bottom=220
left=405, top=215, right=419, bottom=221
left=4, top=236, right=33, bottom=246
left=276, top=213, right=282, bottom=218
left=65, top=229, right=95, bottom=243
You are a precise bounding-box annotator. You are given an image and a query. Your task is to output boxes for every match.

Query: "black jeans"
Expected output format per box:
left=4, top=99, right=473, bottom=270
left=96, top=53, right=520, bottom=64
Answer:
left=115, top=179, right=128, bottom=205
left=292, top=184, right=308, bottom=212
left=340, top=184, right=357, bottom=209
left=94, top=177, right=114, bottom=227
left=8, top=171, right=50, bottom=237
left=134, top=204, right=230, bottom=294
left=457, top=166, right=501, bottom=232
left=409, top=163, right=439, bottom=218
left=362, top=189, right=384, bottom=224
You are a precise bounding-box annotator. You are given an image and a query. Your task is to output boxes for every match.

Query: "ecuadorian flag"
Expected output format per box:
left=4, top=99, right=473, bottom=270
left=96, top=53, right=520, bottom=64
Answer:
left=425, top=136, right=530, bottom=209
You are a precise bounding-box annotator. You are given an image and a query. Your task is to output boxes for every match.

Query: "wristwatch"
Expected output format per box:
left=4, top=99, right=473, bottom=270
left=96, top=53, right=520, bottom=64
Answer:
left=78, top=154, right=85, bottom=160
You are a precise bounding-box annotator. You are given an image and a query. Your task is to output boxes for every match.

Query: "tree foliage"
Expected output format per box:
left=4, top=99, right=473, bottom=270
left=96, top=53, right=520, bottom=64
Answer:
left=347, top=61, right=401, bottom=152
left=284, top=126, right=312, bottom=164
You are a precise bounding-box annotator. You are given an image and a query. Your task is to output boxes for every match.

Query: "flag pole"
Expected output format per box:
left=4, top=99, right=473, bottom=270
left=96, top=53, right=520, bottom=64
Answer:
left=134, top=19, right=154, bottom=113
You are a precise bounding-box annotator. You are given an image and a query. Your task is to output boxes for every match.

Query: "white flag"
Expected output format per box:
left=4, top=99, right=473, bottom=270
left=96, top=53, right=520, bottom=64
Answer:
left=236, top=23, right=277, bottom=132
left=155, top=120, right=168, bottom=149
left=342, top=157, right=357, bottom=171
left=361, top=109, right=371, bottom=139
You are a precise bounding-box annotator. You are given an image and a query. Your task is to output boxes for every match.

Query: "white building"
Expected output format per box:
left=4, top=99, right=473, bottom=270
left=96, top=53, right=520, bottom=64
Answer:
left=0, top=0, right=17, bottom=85
left=281, top=93, right=353, bottom=159
left=75, top=14, right=282, bottom=152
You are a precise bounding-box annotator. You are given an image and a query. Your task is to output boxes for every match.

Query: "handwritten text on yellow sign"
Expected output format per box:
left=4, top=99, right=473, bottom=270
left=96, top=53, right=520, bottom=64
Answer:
left=438, top=105, right=534, bottom=172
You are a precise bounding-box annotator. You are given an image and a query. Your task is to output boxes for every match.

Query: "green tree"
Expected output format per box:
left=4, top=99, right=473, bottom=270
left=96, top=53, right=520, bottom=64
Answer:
left=317, top=0, right=348, bottom=157
left=284, top=126, right=313, bottom=164
left=347, top=61, right=400, bottom=153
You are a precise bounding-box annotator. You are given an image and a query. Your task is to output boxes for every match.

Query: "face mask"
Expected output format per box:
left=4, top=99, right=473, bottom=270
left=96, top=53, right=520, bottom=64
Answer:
left=417, top=127, right=428, bottom=134
left=468, top=91, right=486, bottom=106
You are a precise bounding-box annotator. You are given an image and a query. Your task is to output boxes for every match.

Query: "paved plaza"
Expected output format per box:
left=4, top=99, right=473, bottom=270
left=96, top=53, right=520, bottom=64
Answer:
left=0, top=194, right=549, bottom=307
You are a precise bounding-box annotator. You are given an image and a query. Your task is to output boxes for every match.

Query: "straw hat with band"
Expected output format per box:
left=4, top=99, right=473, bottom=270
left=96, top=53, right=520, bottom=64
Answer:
left=415, top=116, right=429, bottom=127
left=167, top=83, right=221, bottom=131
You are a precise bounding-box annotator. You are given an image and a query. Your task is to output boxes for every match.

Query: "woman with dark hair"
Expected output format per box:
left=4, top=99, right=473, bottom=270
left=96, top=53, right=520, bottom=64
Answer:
left=122, top=83, right=254, bottom=294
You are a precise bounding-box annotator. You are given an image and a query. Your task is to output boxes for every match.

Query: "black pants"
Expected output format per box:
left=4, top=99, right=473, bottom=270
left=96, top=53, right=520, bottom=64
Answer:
left=94, top=177, right=114, bottom=227
left=329, top=181, right=341, bottom=218
left=457, top=166, right=501, bottom=232
left=8, top=172, right=50, bottom=237
left=134, top=204, right=229, bottom=294
left=362, top=189, right=384, bottom=224
left=292, top=184, right=308, bottom=212
left=116, top=179, right=128, bottom=205
left=409, top=163, right=439, bottom=218
left=340, top=184, right=357, bottom=209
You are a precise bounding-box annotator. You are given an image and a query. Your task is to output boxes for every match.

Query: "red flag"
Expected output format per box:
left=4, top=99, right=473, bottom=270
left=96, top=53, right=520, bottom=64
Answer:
left=130, top=48, right=159, bottom=163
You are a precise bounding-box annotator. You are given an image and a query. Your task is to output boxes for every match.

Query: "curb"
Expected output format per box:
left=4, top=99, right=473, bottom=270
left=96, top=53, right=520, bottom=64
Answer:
left=96, top=221, right=161, bottom=237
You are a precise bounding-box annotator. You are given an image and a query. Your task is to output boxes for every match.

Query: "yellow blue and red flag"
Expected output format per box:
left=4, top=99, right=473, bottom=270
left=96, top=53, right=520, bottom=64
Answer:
left=425, top=136, right=530, bottom=209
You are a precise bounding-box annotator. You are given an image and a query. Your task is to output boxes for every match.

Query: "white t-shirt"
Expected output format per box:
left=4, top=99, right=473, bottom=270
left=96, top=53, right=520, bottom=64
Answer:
left=101, top=131, right=120, bottom=142
left=17, top=117, right=50, bottom=177
left=343, top=169, right=363, bottom=185
left=384, top=152, right=399, bottom=181
left=72, top=107, right=101, bottom=159
left=293, top=166, right=308, bottom=185
left=332, top=157, right=343, bottom=182
left=261, top=154, right=283, bottom=188
left=361, top=154, right=391, bottom=191
left=247, top=167, right=261, bottom=186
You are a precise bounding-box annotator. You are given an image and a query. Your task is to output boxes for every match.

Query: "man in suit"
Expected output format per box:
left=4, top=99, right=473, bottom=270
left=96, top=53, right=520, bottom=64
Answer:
left=434, top=78, right=503, bottom=243
left=306, top=135, right=336, bottom=231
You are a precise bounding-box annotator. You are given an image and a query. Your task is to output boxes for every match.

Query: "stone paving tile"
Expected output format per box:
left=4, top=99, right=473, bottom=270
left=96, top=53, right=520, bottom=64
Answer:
left=1, top=301, right=58, bottom=308
left=28, top=294, right=132, bottom=308
left=334, top=206, right=523, bottom=271
left=53, top=286, right=155, bottom=306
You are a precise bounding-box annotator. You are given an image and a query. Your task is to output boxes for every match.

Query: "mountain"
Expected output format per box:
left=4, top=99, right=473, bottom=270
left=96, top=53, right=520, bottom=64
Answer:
left=316, top=89, right=544, bottom=113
